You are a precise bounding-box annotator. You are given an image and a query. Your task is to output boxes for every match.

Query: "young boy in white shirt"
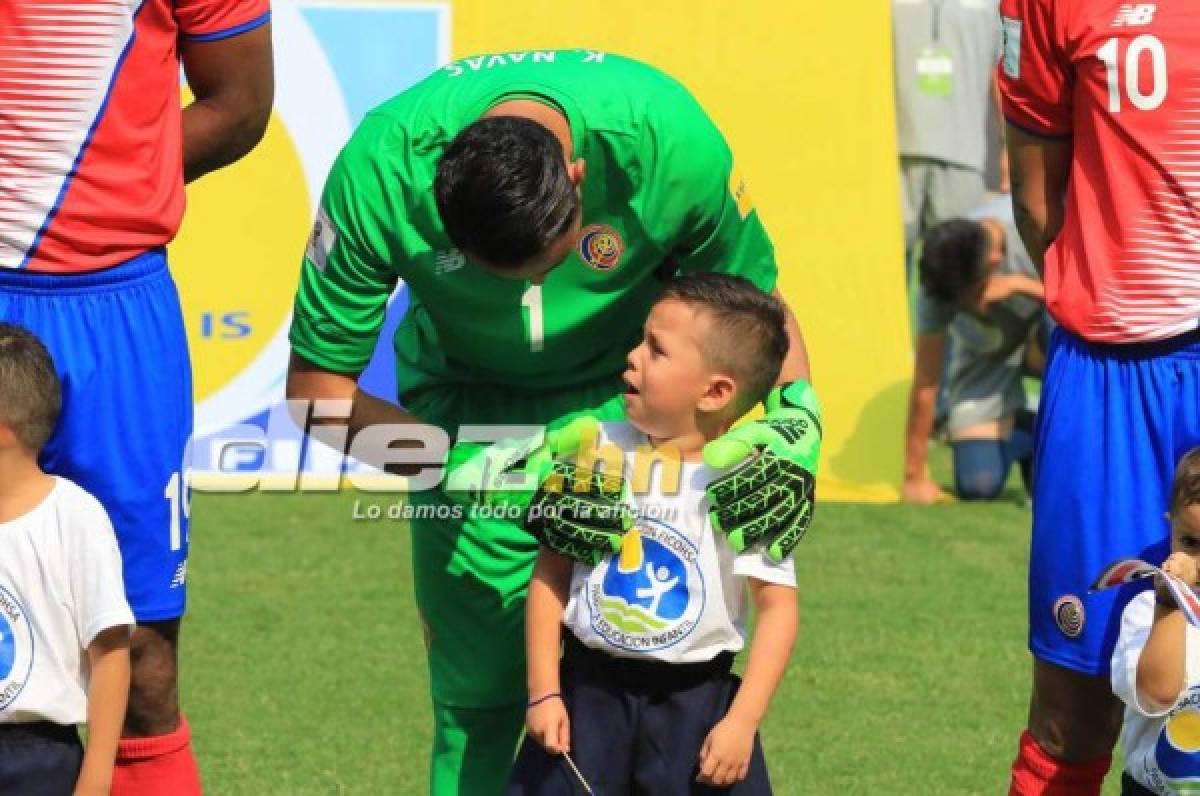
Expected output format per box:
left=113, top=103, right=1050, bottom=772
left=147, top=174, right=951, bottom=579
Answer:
left=1112, top=446, right=1200, bottom=795
left=508, top=274, right=801, bottom=794
left=0, top=323, right=134, bottom=795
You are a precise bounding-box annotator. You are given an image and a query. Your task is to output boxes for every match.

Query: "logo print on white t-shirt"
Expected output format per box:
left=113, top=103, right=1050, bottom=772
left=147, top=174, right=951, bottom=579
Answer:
left=0, top=613, right=13, bottom=680
left=0, top=585, right=33, bottom=711
left=1150, top=700, right=1200, bottom=791
left=586, top=518, right=705, bottom=652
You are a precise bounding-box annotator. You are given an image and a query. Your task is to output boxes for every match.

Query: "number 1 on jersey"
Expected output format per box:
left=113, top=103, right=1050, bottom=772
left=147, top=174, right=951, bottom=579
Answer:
left=522, top=284, right=545, bottom=352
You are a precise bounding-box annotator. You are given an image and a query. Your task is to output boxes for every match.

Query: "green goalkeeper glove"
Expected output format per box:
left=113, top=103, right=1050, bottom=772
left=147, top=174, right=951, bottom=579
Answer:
left=702, top=380, right=821, bottom=562
left=443, top=429, right=552, bottom=512
left=443, top=416, right=632, bottom=564
left=524, top=455, right=633, bottom=566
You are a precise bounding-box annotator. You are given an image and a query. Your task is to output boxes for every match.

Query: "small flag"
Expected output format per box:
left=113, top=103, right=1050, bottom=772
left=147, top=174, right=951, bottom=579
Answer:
left=1091, top=558, right=1200, bottom=628
left=1090, top=558, right=1158, bottom=592
left=1162, top=572, right=1200, bottom=628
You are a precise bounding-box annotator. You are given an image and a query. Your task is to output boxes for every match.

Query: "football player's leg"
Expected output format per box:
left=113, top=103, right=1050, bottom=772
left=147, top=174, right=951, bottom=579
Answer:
left=1011, top=329, right=1196, bottom=795
left=432, top=700, right=527, bottom=796
left=411, top=491, right=535, bottom=796
left=407, top=378, right=626, bottom=794
left=950, top=437, right=1010, bottom=501
left=23, top=254, right=200, bottom=795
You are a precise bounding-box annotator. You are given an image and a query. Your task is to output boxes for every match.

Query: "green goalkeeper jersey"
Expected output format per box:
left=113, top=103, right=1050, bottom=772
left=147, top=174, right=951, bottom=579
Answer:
left=290, top=48, right=778, bottom=402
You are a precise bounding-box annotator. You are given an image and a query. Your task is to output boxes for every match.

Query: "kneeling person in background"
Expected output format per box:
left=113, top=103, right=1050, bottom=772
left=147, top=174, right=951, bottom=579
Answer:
left=903, top=197, right=1045, bottom=504
left=0, top=323, right=133, bottom=796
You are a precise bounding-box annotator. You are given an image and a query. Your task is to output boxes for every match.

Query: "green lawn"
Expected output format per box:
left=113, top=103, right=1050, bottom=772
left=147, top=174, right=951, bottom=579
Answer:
left=181, top=444, right=1122, bottom=794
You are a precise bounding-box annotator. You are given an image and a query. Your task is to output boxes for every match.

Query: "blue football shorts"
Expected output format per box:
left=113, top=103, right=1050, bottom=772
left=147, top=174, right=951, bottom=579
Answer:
left=1030, top=325, right=1200, bottom=675
left=0, top=249, right=193, bottom=622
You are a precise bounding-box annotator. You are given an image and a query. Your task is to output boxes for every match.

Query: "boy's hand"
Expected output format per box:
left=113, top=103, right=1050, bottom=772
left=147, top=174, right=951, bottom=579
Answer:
left=696, top=713, right=756, bottom=787
left=1158, top=552, right=1200, bottom=604
left=703, top=380, right=821, bottom=562
left=526, top=697, right=571, bottom=755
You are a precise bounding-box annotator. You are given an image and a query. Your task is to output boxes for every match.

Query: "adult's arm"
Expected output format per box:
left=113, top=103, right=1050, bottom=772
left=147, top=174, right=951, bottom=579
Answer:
left=180, top=22, right=274, bottom=182
left=992, top=73, right=1011, bottom=193
left=902, top=332, right=947, bottom=504
left=979, top=274, right=1045, bottom=309
left=286, top=112, right=427, bottom=473
left=771, top=289, right=811, bottom=383
left=285, top=354, right=429, bottom=476
left=1005, top=124, right=1072, bottom=275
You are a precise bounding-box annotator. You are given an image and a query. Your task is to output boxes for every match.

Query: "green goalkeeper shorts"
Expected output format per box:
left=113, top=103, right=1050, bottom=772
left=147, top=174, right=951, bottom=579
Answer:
left=404, top=376, right=624, bottom=708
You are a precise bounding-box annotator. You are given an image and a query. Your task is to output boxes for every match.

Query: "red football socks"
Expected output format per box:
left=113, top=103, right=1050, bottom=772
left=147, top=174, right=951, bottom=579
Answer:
left=1009, top=730, right=1111, bottom=796
left=112, top=716, right=202, bottom=796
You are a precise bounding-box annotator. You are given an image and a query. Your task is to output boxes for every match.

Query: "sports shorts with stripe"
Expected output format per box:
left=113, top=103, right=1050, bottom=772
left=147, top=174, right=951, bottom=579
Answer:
left=1029, top=326, right=1200, bottom=675
left=0, top=248, right=193, bottom=621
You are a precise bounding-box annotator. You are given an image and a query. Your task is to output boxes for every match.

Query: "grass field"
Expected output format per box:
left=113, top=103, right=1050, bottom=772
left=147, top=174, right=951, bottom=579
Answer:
left=180, top=444, right=1123, bottom=794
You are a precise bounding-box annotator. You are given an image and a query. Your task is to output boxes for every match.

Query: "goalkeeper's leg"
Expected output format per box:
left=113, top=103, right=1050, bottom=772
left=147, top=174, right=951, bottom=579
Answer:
left=405, top=378, right=627, bottom=793
left=431, top=701, right=526, bottom=795
left=410, top=489, right=537, bottom=795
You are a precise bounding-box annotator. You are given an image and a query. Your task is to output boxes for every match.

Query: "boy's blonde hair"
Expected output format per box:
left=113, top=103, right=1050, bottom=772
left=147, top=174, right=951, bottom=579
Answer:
left=0, top=323, right=62, bottom=453
left=1170, top=447, right=1200, bottom=517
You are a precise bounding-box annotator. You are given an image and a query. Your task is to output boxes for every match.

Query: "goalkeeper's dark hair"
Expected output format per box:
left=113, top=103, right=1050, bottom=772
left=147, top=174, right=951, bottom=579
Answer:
left=660, top=273, right=789, bottom=416
left=434, top=116, right=580, bottom=269
left=918, top=219, right=991, bottom=305
left=1171, top=447, right=1200, bottom=516
left=0, top=322, right=62, bottom=452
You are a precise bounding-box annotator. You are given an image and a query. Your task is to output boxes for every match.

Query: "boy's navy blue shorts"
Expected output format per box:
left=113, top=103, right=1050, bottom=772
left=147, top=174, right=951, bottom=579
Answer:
left=508, top=633, right=773, bottom=795
left=0, top=722, right=83, bottom=795
left=0, top=249, right=193, bottom=621
left=1030, top=326, right=1200, bottom=675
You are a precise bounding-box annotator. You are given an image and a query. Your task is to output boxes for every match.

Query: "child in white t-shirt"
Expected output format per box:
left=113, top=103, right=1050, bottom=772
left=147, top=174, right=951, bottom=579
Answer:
left=1112, top=446, right=1200, bottom=795
left=509, top=274, right=800, bottom=794
left=0, top=323, right=134, bottom=796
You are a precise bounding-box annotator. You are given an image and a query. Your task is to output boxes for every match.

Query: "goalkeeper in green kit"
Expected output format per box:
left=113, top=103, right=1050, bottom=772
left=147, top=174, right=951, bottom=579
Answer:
left=285, top=49, right=820, bottom=794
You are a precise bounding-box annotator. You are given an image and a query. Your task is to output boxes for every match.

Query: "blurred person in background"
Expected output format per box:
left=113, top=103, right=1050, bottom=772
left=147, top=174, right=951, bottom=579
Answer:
left=893, top=0, right=1008, bottom=274
left=902, top=196, right=1044, bottom=504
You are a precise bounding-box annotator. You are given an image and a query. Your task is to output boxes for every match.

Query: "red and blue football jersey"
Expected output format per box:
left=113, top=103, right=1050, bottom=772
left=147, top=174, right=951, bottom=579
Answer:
left=999, top=0, right=1200, bottom=343
left=0, top=0, right=270, bottom=273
